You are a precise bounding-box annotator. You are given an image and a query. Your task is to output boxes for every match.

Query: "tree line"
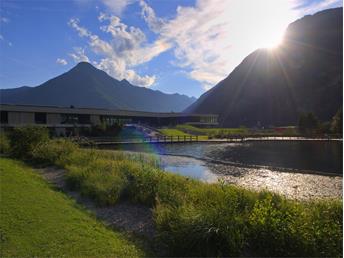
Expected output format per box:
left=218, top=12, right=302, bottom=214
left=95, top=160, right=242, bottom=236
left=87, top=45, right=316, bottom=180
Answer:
left=298, top=108, right=342, bottom=135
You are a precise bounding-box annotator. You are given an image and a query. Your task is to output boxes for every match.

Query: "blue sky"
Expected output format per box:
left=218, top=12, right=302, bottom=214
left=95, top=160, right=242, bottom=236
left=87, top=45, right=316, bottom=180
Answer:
left=0, top=0, right=342, bottom=97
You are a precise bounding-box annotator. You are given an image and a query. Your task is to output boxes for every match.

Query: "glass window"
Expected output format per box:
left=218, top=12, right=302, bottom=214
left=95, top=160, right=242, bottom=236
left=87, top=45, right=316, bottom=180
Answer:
left=0, top=111, right=8, bottom=124
left=34, top=112, right=47, bottom=124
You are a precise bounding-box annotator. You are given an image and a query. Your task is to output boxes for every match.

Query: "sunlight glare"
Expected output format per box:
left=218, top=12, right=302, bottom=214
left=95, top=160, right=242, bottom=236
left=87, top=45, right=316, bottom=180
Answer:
left=227, top=0, right=297, bottom=49
left=247, top=0, right=296, bottom=49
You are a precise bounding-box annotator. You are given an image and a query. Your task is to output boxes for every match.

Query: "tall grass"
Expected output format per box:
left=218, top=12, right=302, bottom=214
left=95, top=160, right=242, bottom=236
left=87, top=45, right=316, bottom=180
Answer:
left=5, top=127, right=342, bottom=257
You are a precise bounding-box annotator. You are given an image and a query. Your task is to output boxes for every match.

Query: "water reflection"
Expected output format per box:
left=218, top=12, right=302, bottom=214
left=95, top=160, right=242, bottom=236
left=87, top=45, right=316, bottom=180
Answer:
left=159, top=155, right=218, bottom=183
left=158, top=155, right=342, bottom=200
left=108, top=141, right=342, bottom=174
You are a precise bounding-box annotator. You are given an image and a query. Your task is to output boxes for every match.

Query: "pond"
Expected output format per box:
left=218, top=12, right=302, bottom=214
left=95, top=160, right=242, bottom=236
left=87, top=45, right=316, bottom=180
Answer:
left=103, top=141, right=343, bottom=200
left=108, top=141, right=343, bottom=175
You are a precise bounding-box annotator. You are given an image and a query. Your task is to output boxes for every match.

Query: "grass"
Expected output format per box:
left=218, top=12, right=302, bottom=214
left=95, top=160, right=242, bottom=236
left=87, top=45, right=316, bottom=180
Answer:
left=176, top=124, right=300, bottom=138
left=176, top=124, right=249, bottom=138
left=0, top=158, right=145, bottom=257
left=2, top=128, right=342, bottom=257
left=158, top=128, right=208, bottom=140
left=158, top=128, right=191, bottom=136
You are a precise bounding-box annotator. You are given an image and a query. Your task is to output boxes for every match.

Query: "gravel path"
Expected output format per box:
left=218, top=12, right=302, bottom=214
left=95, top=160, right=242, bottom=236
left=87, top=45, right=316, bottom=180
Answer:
left=37, top=167, right=156, bottom=239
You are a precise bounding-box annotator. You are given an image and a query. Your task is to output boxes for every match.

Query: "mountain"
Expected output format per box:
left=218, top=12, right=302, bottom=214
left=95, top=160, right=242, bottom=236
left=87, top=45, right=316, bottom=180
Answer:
left=186, top=8, right=343, bottom=127
left=0, top=62, right=196, bottom=112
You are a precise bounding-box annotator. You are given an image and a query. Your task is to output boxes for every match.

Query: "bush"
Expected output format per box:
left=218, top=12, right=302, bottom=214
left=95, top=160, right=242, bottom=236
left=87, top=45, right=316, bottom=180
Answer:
left=0, top=133, right=10, bottom=154
left=248, top=193, right=306, bottom=256
left=31, top=138, right=78, bottom=166
left=8, top=127, right=49, bottom=159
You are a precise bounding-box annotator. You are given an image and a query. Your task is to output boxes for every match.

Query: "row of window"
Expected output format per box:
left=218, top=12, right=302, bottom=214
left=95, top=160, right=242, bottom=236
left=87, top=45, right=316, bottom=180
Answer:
left=0, top=111, right=91, bottom=125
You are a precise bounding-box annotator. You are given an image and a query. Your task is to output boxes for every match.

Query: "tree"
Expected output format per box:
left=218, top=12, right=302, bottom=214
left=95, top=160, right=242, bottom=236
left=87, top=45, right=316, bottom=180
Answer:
left=330, top=108, right=343, bottom=134
left=298, top=112, right=319, bottom=134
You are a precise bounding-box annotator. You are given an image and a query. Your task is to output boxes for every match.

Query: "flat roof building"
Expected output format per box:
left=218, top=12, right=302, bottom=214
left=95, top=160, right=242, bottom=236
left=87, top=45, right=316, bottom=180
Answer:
left=0, top=104, right=218, bottom=135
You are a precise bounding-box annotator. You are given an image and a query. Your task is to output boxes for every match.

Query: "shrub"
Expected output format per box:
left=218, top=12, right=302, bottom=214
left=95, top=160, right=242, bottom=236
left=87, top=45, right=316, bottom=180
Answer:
left=0, top=133, right=10, bottom=154
left=32, top=138, right=78, bottom=166
left=8, top=127, right=49, bottom=159
left=248, top=193, right=306, bottom=256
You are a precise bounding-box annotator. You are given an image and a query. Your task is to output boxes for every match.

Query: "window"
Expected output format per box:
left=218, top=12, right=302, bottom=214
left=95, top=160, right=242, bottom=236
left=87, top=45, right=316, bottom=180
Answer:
left=0, top=111, right=8, bottom=124
left=78, top=114, right=91, bottom=124
left=35, top=112, right=47, bottom=124
left=61, top=114, right=91, bottom=124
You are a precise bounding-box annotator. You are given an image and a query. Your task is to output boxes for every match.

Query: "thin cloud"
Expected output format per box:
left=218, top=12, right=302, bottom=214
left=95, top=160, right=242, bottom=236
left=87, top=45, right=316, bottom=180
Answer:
left=298, top=0, right=342, bottom=14
left=69, top=47, right=90, bottom=63
left=0, top=17, right=10, bottom=23
left=56, top=58, right=68, bottom=65
left=101, top=0, right=134, bottom=15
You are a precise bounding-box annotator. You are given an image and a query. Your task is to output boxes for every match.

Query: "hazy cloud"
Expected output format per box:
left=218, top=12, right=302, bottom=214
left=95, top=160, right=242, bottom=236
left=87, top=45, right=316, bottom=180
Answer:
left=101, top=0, right=134, bottom=15
left=69, top=47, right=90, bottom=63
left=56, top=58, right=68, bottom=65
left=0, top=17, right=10, bottom=23
left=298, top=0, right=342, bottom=14
left=139, top=0, right=165, bottom=33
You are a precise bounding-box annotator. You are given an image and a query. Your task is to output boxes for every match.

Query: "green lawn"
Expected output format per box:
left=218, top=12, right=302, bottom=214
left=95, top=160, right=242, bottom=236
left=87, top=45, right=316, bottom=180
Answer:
left=158, top=128, right=208, bottom=140
left=0, top=158, right=145, bottom=257
left=176, top=124, right=249, bottom=137
left=158, top=128, right=191, bottom=136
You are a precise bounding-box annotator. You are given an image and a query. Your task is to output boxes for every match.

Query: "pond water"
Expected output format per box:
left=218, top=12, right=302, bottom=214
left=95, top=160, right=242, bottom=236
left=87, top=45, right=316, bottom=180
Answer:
left=104, top=141, right=342, bottom=199
left=108, top=141, right=343, bottom=175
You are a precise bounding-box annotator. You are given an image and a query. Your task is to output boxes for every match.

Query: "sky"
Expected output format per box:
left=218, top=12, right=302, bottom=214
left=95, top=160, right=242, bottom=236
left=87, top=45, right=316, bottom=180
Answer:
left=0, top=0, right=342, bottom=97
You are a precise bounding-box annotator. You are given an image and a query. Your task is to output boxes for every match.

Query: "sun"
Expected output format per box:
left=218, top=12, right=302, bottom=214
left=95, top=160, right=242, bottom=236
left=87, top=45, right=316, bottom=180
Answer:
left=257, top=30, right=286, bottom=49
left=247, top=0, right=296, bottom=49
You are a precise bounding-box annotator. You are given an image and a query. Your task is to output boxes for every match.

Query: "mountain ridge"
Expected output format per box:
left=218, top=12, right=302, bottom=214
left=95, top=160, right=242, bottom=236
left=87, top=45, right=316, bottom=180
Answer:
left=186, top=7, right=343, bottom=126
left=1, top=62, right=196, bottom=112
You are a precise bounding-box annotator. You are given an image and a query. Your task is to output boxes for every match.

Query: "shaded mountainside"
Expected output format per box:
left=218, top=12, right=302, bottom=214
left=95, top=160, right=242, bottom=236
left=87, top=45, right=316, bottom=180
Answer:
left=186, top=8, right=343, bottom=127
left=0, top=62, right=196, bottom=112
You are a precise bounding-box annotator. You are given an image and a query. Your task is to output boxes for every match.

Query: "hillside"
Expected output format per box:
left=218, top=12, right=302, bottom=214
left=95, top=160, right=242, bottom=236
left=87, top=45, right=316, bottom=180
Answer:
left=186, top=8, right=343, bottom=127
left=0, top=62, right=195, bottom=112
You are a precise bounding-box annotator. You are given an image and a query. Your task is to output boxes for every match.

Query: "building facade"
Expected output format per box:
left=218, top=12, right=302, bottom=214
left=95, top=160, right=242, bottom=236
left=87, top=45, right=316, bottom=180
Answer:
left=0, top=104, right=218, bottom=135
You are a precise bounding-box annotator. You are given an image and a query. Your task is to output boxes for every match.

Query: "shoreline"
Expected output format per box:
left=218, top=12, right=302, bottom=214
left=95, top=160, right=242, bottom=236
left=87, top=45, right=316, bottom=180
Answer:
left=157, top=152, right=342, bottom=177
left=156, top=153, right=343, bottom=201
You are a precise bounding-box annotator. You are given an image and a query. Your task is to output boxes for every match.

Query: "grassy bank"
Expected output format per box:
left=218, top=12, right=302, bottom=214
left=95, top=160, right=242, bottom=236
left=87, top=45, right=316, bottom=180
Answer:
left=0, top=158, right=145, bottom=257
left=1, top=128, right=342, bottom=257
left=175, top=124, right=300, bottom=138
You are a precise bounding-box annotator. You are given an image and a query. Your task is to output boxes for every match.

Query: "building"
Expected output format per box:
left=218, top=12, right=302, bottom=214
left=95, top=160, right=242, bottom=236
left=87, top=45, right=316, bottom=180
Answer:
left=0, top=104, right=218, bottom=135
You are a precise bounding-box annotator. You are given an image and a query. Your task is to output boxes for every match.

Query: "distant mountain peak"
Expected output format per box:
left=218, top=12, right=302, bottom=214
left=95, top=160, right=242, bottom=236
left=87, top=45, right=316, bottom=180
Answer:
left=0, top=61, right=196, bottom=112
left=70, top=62, right=99, bottom=73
